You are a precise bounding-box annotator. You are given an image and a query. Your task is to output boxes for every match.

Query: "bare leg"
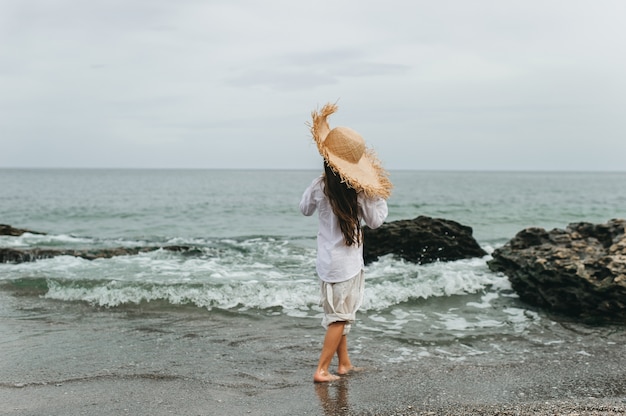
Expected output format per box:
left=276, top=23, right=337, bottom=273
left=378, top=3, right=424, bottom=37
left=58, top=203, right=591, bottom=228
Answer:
left=313, top=322, right=346, bottom=383
left=337, top=334, right=364, bottom=375
left=336, top=334, right=352, bottom=375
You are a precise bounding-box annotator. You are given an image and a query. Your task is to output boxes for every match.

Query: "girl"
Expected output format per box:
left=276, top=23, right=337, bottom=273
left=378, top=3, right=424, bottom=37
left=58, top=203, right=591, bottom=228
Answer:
left=300, top=103, right=391, bottom=383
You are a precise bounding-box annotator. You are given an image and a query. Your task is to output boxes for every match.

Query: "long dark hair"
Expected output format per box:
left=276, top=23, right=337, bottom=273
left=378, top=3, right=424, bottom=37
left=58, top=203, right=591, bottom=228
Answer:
left=323, top=162, right=361, bottom=246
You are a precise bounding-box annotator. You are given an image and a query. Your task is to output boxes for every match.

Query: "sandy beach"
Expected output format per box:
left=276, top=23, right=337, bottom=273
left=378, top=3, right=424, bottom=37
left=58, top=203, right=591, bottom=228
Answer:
left=1, top=291, right=625, bottom=416
left=2, top=372, right=626, bottom=416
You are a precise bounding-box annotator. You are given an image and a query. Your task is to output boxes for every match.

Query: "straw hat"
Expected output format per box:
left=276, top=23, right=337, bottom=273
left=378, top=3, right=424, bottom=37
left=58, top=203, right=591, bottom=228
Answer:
left=308, top=103, right=392, bottom=199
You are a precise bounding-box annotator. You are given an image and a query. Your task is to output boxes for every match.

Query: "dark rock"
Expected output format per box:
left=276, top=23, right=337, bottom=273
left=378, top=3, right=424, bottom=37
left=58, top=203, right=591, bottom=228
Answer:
left=363, top=215, right=487, bottom=264
left=0, top=224, right=46, bottom=236
left=0, top=246, right=195, bottom=264
left=487, top=219, right=626, bottom=323
left=0, top=224, right=204, bottom=263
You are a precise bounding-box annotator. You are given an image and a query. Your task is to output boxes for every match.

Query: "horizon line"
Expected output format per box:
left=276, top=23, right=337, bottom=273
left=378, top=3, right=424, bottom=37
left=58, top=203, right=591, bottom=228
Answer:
left=1, top=166, right=625, bottom=173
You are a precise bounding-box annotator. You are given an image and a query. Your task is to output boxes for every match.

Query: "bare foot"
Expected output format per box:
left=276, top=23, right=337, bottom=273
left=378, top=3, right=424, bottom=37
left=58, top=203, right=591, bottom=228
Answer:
left=337, top=365, right=364, bottom=376
left=313, top=369, right=341, bottom=383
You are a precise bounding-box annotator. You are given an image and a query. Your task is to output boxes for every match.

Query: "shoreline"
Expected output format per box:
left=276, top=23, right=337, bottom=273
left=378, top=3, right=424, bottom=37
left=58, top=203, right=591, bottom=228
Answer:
left=2, top=378, right=625, bottom=416
left=1, top=293, right=625, bottom=415
left=2, top=360, right=625, bottom=416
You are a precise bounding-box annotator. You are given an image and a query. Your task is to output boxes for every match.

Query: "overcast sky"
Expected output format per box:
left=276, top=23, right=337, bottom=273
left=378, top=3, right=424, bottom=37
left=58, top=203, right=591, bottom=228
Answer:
left=1, top=0, right=625, bottom=171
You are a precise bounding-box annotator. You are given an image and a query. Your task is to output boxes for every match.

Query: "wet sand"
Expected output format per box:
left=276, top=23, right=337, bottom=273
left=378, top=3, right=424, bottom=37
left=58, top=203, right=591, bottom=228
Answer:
left=1, top=293, right=625, bottom=415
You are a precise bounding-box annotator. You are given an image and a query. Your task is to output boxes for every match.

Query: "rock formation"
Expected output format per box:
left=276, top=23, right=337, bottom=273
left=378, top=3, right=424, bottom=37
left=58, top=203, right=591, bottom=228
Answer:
left=0, top=246, right=195, bottom=264
left=363, top=215, right=487, bottom=264
left=0, top=224, right=203, bottom=264
left=0, top=224, right=46, bottom=236
left=488, top=219, right=626, bottom=322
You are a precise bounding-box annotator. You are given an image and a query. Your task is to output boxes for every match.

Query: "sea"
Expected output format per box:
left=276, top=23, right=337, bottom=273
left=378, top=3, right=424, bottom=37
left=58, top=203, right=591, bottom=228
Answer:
left=1, top=169, right=625, bottom=379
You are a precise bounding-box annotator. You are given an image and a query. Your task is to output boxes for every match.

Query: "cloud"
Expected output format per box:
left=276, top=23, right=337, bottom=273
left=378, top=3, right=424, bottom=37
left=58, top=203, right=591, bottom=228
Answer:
left=226, top=48, right=411, bottom=90
left=1, top=0, right=625, bottom=170
left=227, top=69, right=338, bottom=90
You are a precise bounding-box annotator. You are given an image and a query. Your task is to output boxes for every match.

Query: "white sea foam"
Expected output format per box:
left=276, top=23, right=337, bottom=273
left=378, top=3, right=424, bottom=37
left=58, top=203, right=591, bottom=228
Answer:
left=0, top=233, right=94, bottom=248
left=466, top=292, right=500, bottom=309
left=44, top=278, right=322, bottom=311
left=363, top=255, right=505, bottom=311
left=6, top=240, right=507, bottom=315
left=0, top=234, right=545, bottom=345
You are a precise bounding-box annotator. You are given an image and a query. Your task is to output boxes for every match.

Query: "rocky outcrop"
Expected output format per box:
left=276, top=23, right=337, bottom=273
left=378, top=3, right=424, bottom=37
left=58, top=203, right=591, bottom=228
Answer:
left=488, top=219, right=626, bottom=322
left=0, top=224, right=205, bottom=263
left=363, top=215, right=487, bottom=264
left=0, top=224, right=46, bottom=236
left=0, top=246, right=198, bottom=264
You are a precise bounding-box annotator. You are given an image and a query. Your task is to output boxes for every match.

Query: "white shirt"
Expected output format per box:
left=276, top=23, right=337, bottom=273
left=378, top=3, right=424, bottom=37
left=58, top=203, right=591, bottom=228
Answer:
left=299, top=175, right=388, bottom=283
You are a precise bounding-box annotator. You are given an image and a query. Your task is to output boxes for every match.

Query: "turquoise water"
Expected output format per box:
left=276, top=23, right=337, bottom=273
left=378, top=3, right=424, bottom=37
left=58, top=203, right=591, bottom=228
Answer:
left=1, top=169, right=625, bottom=361
left=2, top=169, right=623, bottom=242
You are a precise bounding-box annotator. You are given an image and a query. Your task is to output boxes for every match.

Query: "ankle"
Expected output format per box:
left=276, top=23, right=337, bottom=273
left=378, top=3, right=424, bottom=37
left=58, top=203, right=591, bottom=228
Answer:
left=314, top=368, right=339, bottom=383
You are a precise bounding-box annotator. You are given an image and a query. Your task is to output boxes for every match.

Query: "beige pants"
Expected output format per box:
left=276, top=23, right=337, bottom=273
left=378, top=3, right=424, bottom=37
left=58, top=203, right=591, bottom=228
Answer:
left=320, top=270, right=365, bottom=335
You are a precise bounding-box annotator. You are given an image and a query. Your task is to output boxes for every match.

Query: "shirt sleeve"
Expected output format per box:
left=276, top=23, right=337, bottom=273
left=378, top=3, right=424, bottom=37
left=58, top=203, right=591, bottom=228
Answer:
left=299, top=177, right=321, bottom=216
left=359, top=195, right=388, bottom=229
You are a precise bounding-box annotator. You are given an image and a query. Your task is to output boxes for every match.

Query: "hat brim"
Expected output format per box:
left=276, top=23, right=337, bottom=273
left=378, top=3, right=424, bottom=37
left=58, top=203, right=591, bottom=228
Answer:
left=322, top=147, right=392, bottom=199
left=310, top=103, right=392, bottom=199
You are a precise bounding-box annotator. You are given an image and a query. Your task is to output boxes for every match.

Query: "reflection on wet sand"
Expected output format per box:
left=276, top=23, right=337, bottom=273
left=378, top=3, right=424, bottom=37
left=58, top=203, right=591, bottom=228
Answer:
left=315, top=380, right=350, bottom=415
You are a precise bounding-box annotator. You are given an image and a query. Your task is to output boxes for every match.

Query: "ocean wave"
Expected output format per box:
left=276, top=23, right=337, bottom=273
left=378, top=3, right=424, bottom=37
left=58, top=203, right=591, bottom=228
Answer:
left=0, top=233, right=94, bottom=248
left=363, top=255, right=509, bottom=310
left=0, top=235, right=511, bottom=309
left=37, top=272, right=504, bottom=311
left=41, top=278, right=320, bottom=310
left=3, top=254, right=510, bottom=313
left=0, top=235, right=527, bottom=344
left=0, top=247, right=542, bottom=344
